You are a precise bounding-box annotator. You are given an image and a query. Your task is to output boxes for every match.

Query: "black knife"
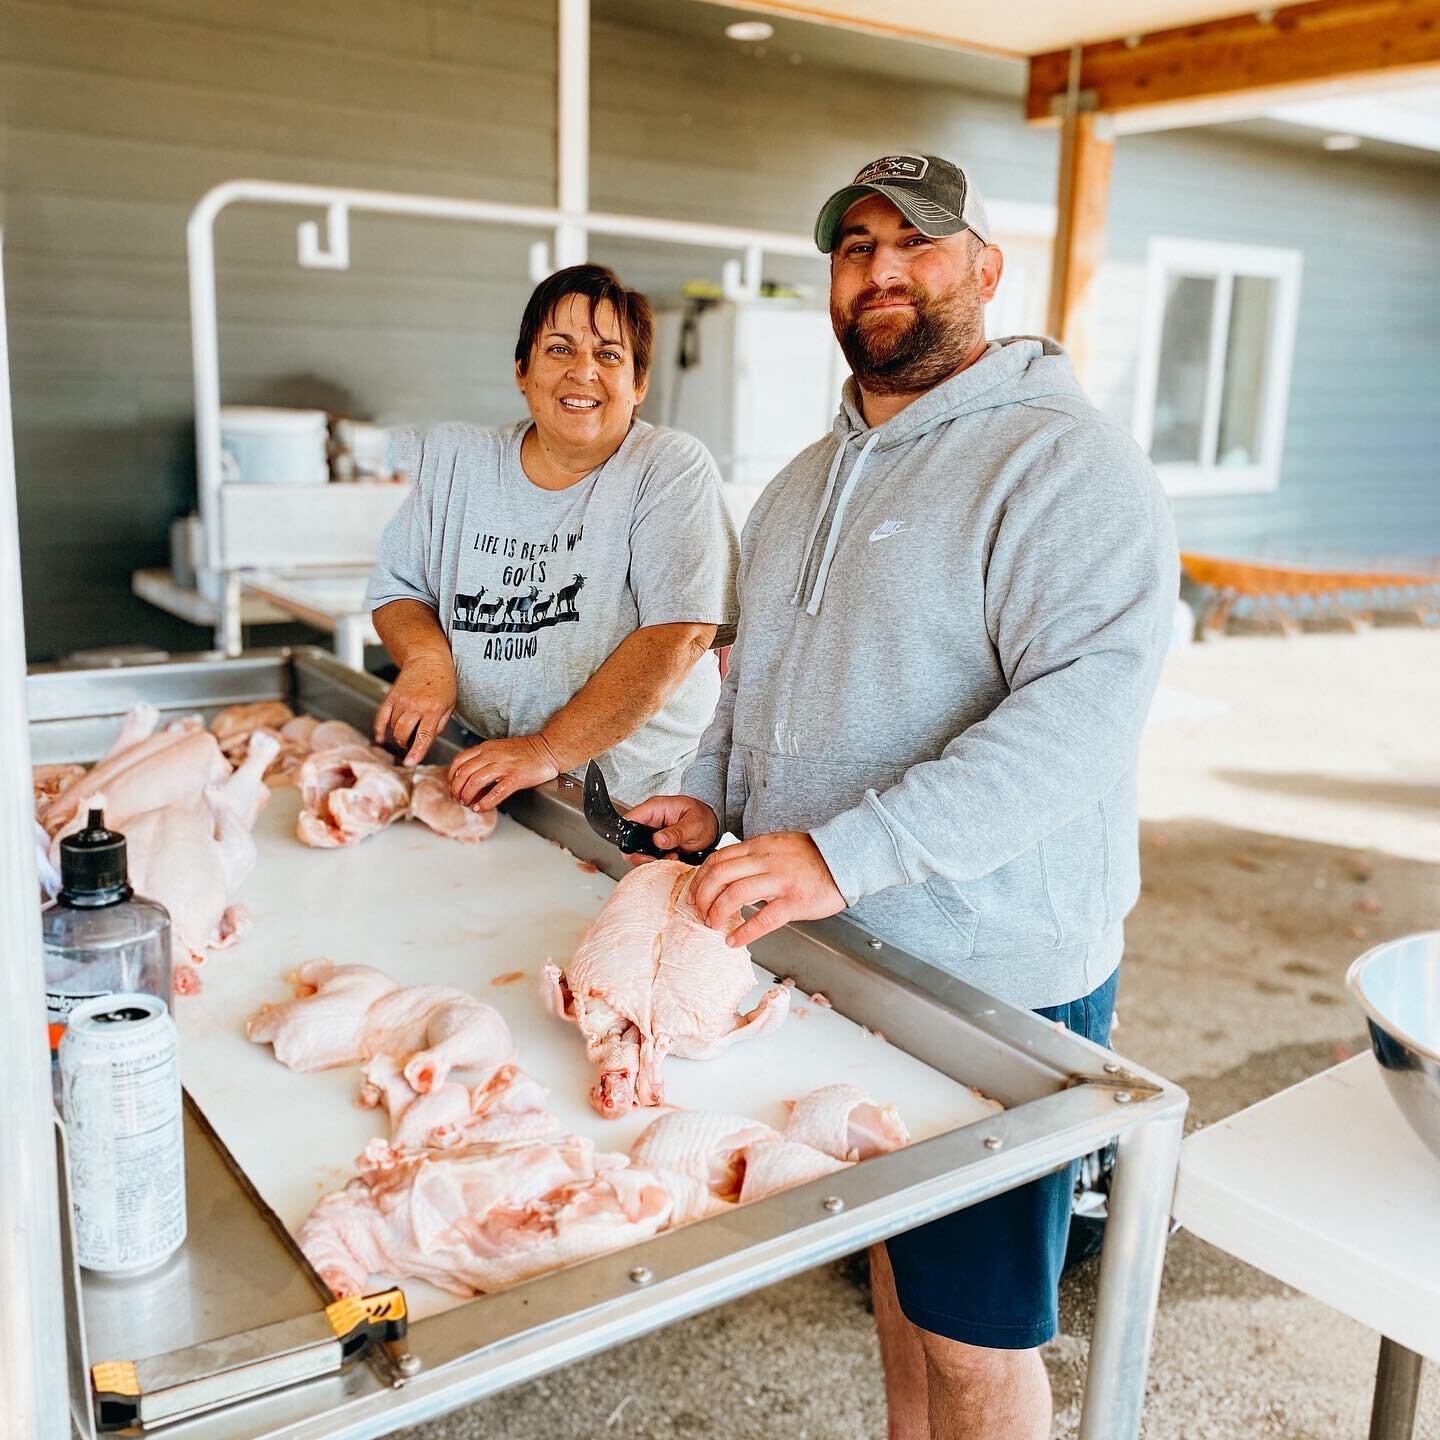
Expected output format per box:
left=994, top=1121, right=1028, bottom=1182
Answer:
left=582, top=761, right=716, bottom=865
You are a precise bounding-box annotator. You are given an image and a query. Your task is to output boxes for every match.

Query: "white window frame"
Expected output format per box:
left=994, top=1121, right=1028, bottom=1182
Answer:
left=1132, top=237, right=1302, bottom=498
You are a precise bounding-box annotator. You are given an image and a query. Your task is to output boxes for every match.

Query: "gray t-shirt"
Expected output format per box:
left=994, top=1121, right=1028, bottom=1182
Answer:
left=366, top=419, right=738, bottom=802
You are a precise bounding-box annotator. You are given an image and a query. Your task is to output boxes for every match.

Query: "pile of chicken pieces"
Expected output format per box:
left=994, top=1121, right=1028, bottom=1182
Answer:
left=32, top=700, right=497, bottom=990
left=247, top=956, right=908, bottom=1299
left=204, top=699, right=496, bottom=848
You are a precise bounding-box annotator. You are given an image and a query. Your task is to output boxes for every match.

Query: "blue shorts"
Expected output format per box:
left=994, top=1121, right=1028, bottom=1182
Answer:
left=884, top=966, right=1120, bottom=1350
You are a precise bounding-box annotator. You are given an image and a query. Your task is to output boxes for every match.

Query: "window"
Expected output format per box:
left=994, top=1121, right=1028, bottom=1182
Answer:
left=1133, top=239, right=1302, bottom=497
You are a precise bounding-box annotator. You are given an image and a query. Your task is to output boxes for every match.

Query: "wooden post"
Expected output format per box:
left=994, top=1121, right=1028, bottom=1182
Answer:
left=1045, top=109, right=1114, bottom=384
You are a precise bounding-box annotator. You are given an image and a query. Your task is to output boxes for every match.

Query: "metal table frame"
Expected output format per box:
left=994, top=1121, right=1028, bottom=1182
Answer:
left=25, top=650, right=1188, bottom=1440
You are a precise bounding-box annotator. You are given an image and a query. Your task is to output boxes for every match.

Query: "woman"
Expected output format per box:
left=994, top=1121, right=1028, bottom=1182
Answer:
left=366, top=264, right=738, bottom=809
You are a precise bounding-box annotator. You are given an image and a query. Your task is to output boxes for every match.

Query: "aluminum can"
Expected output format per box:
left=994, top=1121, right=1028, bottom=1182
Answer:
left=59, top=992, right=187, bottom=1274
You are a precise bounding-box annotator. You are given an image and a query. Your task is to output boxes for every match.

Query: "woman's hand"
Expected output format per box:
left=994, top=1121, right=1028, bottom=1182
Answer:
left=621, top=795, right=720, bottom=863
left=448, top=734, right=561, bottom=812
left=373, top=650, right=457, bottom=766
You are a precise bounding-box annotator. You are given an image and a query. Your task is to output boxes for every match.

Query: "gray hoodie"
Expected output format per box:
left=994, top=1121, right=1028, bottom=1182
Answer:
left=681, top=337, right=1178, bottom=1008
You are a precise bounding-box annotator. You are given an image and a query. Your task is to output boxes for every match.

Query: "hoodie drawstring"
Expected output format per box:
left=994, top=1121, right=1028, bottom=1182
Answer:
left=790, top=434, right=850, bottom=606
left=804, top=430, right=880, bottom=616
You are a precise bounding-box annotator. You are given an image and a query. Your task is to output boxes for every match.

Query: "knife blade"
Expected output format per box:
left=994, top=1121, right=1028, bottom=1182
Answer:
left=582, top=761, right=715, bottom=865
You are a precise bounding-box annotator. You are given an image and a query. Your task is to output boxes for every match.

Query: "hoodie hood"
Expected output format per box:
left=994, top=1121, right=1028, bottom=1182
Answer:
left=795, top=337, right=1088, bottom=615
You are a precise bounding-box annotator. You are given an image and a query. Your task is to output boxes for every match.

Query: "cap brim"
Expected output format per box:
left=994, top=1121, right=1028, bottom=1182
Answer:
left=814, top=183, right=970, bottom=252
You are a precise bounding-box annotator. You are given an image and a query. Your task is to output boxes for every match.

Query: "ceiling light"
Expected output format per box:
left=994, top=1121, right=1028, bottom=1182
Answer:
left=725, top=20, right=774, bottom=42
left=1322, top=133, right=1362, bottom=151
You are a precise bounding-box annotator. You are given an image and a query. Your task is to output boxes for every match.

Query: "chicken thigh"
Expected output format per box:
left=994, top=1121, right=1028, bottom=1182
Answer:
left=540, top=861, right=790, bottom=1118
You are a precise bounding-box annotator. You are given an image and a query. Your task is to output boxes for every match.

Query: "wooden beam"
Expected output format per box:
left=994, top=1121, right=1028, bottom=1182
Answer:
left=1027, top=0, right=1440, bottom=124
left=1045, top=112, right=1114, bottom=382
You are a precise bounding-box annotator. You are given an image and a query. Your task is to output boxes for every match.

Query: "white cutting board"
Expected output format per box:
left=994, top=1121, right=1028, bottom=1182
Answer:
left=177, top=790, right=997, bottom=1321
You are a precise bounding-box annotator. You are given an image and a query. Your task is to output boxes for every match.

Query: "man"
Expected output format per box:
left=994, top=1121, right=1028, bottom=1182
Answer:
left=628, top=154, right=1179, bottom=1439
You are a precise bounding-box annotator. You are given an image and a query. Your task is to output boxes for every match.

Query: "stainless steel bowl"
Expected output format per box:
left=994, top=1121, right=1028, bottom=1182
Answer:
left=1347, top=932, right=1440, bottom=1164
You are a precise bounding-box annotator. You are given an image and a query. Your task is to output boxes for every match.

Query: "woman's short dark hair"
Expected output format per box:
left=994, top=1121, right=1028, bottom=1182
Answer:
left=514, top=264, right=654, bottom=383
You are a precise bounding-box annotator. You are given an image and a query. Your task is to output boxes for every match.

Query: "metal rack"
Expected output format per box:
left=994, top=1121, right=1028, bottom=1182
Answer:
left=26, top=650, right=1187, bottom=1440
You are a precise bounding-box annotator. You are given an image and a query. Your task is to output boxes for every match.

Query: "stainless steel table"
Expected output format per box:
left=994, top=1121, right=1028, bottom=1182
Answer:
left=27, top=649, right=1188, bottom=1440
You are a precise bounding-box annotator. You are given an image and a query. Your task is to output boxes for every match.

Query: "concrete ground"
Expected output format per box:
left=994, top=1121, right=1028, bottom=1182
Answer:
left=397, top=629, right=1440, bottom=1440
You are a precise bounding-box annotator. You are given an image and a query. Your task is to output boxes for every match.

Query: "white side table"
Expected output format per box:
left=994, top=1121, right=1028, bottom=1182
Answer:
left=1174, top=1054, right=1439, bottom=1437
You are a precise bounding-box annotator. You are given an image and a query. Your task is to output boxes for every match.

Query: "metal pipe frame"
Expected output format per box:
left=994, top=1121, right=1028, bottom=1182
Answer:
left=187, top=0, right=821, bottom=661
left=0, top=234, right=73, bottom=1438
left=187, top=180, right=818, bottom=657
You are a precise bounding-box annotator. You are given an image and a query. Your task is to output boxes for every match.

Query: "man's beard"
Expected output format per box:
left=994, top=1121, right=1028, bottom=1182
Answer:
left=832, top=281, right=983, bottom=397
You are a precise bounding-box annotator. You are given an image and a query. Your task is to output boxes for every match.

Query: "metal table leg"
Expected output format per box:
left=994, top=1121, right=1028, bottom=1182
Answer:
left=1077, top=1109, right=1184, bottom=1440
left=1369, top=1336, right=1424, bottom=1440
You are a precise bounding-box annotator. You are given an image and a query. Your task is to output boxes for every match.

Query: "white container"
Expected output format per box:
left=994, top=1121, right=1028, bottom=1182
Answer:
left=219, top=406, right=329, bottom=486
left=60, top=993, right=186, bottom=1275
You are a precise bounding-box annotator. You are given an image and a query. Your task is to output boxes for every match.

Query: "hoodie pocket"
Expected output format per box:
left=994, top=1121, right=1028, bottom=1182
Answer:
left=922, top=877, right=980, bottom=951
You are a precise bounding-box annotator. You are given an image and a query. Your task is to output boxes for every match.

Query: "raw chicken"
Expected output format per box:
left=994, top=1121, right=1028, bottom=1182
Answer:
left=246, top=959, right=401, bottom=1071
left=247, top=965, right=515, bottom=1093
left=296, top=746, right=411, bottom=848
left=103, top=702, right=161, bottom=757
left=298, top=1133, right=669, bottom=1298
left=360, top=1058, right=555, bottom=1153
left=784, top=1084, right=911, bottom=1162
left=628, top=1110, right=777, bottom=1223
left=540, top=861, right=790, bottom=1118
left=210, top=701, right=295, bottom=764
left=44, top=722, right=230, bottom=844
left=408, top=766, right=498, bottom=844
left=32, top=763, right=87, bottom=814
left=123, top=732, right=280, bottom=961
left=736, top=1137, right=850, bottom=1204
left=360, top=985, right=517, bottom=1093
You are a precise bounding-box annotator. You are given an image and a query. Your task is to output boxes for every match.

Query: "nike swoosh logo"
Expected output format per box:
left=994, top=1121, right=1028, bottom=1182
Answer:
left=868, top=521, right=908, bottom=543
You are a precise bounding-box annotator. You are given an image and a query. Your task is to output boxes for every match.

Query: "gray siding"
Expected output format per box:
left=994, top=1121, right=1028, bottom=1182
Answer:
left=1092, top=130, right=1440, bottom=561
left=3, top=0, right=1437, bottom=658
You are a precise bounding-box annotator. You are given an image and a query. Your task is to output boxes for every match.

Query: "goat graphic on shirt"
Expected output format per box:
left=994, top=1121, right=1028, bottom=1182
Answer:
left=450, top=525, right=586, bottom=655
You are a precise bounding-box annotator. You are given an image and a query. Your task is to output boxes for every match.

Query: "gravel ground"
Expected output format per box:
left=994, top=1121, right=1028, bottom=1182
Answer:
left=394, top=631, right=1440, bottom=1439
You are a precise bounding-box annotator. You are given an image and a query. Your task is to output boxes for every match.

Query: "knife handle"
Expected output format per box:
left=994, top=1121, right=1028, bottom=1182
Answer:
left=618, top=821, right=714, bottom=866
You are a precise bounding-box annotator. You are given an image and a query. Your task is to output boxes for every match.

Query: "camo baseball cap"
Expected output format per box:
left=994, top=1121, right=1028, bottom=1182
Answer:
left=814, top=153, right=992, bottom=253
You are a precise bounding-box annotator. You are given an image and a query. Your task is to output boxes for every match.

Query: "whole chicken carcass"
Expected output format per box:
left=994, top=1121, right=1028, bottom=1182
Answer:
left=124, top=731, right=280, bottom=961
left=45, top=720, right=229, bottom=845
left=298, top=1133, right=668, bottom=1298
left=296, top=745, right=411, bottom=847
left=540, top=861, right=790, bottom=1118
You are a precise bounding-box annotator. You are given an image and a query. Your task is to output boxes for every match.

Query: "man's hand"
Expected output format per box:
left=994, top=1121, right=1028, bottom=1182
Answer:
left=373, top=651, right=457, bottom=766
left=690, top=832, right=845, bottom=948
left=621, top=795, right=720, bottom=865
left=448, top=734, right=560, bottom=812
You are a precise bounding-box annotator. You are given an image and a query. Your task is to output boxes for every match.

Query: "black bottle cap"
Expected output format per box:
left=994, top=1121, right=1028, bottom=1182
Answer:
left=58, top=807, right=133, bottom=908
